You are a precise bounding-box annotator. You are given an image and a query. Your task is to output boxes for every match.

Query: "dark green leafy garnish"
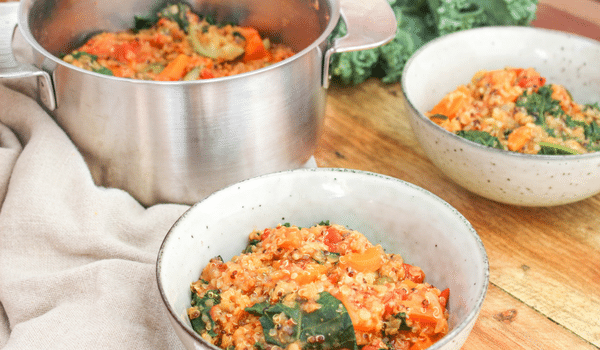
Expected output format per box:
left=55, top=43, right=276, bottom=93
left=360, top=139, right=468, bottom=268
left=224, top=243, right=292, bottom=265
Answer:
left=243, top=239, right=261, bottom=253
left=71, top=51, right=96, bottom=60
left=134, top=3, right=191, bottom=33
left=69, top=52, right=113, bottom=76
left=383, top=312, right=412, bottom=335
left=313, top=250, right=340, bottom=264
left=430, top=113, right=448, bottom=122
left=538, top=142, right=580, bottom=155
left=516, top=85, right=564, bottom=128
left=190, top=289, right=221, bottom=337
left=584, top=102, right=600, bottom=111
left=585, top=122, right=600, bottom=144
left=245, top=292, right=357, bottom=350
left=456, top=130, right=503, bottom=149
left=159, top=3, right=191, bottom=32
left=565, top=115, right=600, bottom=146
left=92, top=66, right=113, bottom=76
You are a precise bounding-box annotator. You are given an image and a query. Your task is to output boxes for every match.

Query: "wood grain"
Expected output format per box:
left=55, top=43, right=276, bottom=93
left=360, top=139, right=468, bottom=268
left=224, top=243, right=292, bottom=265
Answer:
left=465, top=285, right=597, bottom=349
left=314, top=78, right=600, bottom=349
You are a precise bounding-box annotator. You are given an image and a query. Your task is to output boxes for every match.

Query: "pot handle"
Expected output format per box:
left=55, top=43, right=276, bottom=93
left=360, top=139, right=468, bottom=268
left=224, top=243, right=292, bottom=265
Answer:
left=0, top=2, right=56, bottom=110
left=322, top=0, right=397, bottom=88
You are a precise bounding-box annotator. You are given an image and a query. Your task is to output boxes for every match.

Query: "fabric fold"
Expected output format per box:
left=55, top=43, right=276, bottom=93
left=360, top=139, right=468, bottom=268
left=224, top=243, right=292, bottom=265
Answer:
left=0, top=84, right=189, bottom=349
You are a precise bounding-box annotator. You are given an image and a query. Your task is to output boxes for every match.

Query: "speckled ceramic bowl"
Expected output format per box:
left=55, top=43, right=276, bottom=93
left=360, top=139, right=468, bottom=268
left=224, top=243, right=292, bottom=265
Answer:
left=156, top=168, right=489, bottom=350
left=402, top=26, right=600, bottom=206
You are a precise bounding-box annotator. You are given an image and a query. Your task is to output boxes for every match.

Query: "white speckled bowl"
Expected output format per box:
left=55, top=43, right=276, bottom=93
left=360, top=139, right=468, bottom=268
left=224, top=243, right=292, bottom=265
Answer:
left=157, top=168, right=489, bottom=350
left=402, top=26, right=600, bottom=206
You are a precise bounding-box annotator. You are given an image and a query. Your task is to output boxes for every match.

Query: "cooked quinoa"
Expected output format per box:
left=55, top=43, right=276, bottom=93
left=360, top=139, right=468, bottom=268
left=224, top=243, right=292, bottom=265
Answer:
left=427, top=67, right=600, bottom=154
left=188, top=222, right=449, bottom=350
left=62, top=3, right=295, bottom=81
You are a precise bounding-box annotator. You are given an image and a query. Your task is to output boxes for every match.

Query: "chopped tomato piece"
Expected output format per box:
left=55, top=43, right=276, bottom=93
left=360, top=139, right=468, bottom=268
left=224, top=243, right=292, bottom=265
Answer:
left=403, top=263, right=425, bottom=283
left=439, top=288, right=450, bottom=309
left=323, top=226, right=343, bottom=252
left=114, top=41, right=141, bottom=62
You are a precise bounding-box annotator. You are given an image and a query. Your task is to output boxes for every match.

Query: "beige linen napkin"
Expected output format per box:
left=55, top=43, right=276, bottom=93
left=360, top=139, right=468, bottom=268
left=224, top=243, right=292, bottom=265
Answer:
left=0, top=83, right=188, bottom=349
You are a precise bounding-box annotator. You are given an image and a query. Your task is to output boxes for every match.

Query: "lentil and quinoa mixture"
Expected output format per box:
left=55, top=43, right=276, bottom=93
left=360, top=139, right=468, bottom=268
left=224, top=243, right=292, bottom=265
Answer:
left=427, top=67, right=600, bottom=154
left=62, top=3, right=295, bottom=81
left=188, top=222, right=449, bottom=350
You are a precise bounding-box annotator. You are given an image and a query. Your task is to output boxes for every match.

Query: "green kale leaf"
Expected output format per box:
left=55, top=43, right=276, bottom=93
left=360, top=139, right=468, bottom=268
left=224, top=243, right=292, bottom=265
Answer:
left=243, top=239, right=261, bottom=254
left=190, top=289, right=221, bottom=337
left=328, top=0, right=539, bottom=85
left=69, top=52, right=114, bottom=76
left=582, top=120, right=600, bottom=145
left=584, top=102, right=600, bottom=111
left=135, top=3, right=191, bottom=33
left=516, top=85, right=564, bottom=127
left=245, top=292, right=357, bottom=350
left=456, top=130, right=503, bottom=149
left=537, top=142, right=580, bottom=155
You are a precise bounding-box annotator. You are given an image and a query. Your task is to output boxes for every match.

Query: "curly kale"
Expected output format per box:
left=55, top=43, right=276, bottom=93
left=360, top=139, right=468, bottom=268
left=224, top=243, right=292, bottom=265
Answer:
left=328, top=20, right=381, bottom=85
left=378, top=7, right=436, bottom=84
left=456, top=130, right=504, bottom=149
left=329, top=0, right=539, bottom=85
left=134, top=3, right=191, bottom=33
left=516, top=85, right=564, bottom=129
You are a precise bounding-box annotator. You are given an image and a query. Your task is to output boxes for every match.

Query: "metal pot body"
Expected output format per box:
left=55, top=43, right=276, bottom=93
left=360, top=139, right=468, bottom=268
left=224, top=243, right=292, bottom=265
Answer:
left=54, top=50, right=326, bottom=206
left=1, top=0, right=396, bottom=206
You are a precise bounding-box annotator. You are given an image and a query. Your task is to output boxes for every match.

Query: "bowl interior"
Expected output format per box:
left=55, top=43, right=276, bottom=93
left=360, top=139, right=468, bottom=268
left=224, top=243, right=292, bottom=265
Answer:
left=400, top=26, right=600, bottom=206
left=403, top=26, right=600, bottom=116
left=157, top=168, right=489, bottom=349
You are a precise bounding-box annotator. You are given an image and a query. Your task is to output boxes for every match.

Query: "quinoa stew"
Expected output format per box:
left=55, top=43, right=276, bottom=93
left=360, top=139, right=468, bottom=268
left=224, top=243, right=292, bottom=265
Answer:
left=187, top=222, right=450, bottom=350
left=62, top=3, right=295, bottom=81
left=427, top=67, right=600, bottom=155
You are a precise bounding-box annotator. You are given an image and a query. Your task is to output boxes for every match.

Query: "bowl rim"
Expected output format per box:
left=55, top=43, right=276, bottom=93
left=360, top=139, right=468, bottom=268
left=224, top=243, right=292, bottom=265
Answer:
left=401, top=25, right=600, bottom=161
left=156, top=167, right=490, bottom=350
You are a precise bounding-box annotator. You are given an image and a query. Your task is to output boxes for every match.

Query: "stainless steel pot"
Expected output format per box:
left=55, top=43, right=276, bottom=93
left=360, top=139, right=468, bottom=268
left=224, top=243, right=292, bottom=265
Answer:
left=0, top=0, right=395, bottom=206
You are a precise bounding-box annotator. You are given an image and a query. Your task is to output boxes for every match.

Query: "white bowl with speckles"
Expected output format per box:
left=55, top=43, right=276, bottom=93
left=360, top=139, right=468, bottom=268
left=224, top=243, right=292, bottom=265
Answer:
left=156, top=168, right=489, bottom=350
left=402, top=26, right=600, bottom=206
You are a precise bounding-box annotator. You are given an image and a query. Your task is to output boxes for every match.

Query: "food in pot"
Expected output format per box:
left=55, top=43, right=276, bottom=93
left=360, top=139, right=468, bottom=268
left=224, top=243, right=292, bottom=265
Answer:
left=187, top=222, right=450, bottom=350
left=62, top=3, right=295, bottom=81
left=427, top=67, right=600, bottom=154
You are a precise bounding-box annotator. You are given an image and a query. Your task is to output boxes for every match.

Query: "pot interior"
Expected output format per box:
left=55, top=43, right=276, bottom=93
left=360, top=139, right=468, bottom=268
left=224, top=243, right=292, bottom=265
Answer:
left=23, top=0, right=331, bottom=57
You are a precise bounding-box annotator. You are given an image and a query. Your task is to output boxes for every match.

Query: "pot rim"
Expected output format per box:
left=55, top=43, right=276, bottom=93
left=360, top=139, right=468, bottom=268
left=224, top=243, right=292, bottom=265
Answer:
left=16, top=0, right=342, bottom=84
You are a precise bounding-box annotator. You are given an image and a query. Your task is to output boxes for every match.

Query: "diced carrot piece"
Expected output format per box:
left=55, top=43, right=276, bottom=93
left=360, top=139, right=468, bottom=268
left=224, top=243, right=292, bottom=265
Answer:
left=429, top=86, right=470, bottom=120
left=278, top=229, right=302, bottom=249
left=294, top=263, right=328, bottom=285
left=239, top=27, right=270, bottom=62
left=408, top=310, right=438, bottom=330
left=507, top=126, right=533, bottom=151
left=156, top=54, right=192, bottom=81
left=339, top=246, right=385, bottom=273
left=335, top=292, right=379, bottom=332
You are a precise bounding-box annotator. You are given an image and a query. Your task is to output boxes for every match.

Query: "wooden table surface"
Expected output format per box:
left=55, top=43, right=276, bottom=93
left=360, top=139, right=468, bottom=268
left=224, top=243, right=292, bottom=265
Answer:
left=314, top=1, right=600, bottom=349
